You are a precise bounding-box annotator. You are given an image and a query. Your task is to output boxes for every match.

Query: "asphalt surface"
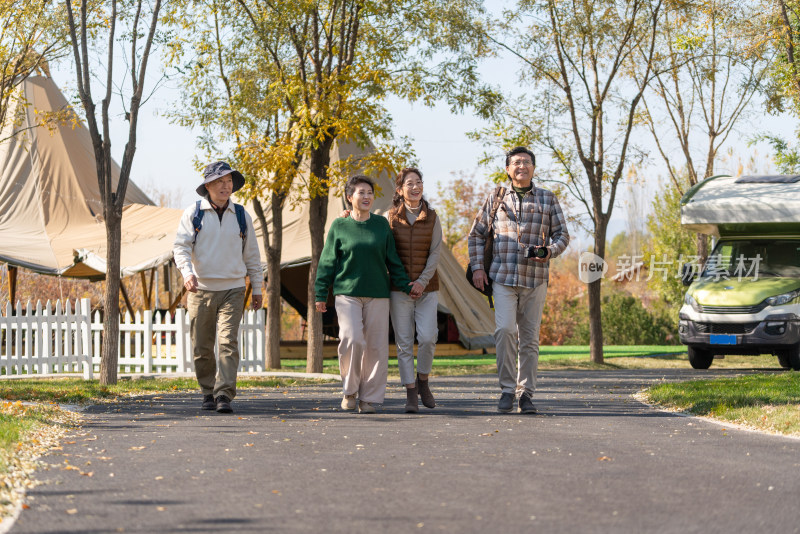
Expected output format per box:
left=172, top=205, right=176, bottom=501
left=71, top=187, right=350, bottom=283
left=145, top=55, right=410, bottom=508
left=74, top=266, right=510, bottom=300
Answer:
left=10, top=369, right=800, bottom=534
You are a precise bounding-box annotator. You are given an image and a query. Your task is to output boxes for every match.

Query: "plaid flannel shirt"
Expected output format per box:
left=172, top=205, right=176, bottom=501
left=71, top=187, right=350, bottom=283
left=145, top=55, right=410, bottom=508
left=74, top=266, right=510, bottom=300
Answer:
left=468, top=185, right=570, bottom=289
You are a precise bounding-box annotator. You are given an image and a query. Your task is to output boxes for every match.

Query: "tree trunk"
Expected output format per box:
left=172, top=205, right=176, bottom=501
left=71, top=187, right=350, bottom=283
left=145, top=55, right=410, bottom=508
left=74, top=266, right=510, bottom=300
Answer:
left=254, top=194, right=285, bottom=370
left=589, top=215, right=608, bottom=364
left=306, top=194, right=328, bottom=373
left=306, top=141, right=333, bottom=373
left=696, top=233, right=709, bottom=265
left=101, top=210, right=122, bottom=385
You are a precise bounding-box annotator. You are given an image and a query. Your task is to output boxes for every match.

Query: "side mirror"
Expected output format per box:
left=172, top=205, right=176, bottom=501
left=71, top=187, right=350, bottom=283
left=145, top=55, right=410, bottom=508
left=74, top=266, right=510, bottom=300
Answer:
left=680, top=263, right=697, bottom=287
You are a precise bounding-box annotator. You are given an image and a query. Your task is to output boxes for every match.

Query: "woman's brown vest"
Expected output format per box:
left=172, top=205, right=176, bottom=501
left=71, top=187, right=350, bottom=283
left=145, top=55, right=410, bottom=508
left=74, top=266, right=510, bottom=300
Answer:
left=388, top=201, right=440, bottom=292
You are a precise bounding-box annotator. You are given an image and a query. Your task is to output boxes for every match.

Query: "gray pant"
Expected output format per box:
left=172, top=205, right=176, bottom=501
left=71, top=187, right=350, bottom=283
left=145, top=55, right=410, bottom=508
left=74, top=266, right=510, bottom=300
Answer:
left=492, top=282, right=548, bottom=396
left=187, top=287, right=246, bottom=400
left=390, top=291, right=438, bottom=385
left=335, top=295, right=391, bottom=404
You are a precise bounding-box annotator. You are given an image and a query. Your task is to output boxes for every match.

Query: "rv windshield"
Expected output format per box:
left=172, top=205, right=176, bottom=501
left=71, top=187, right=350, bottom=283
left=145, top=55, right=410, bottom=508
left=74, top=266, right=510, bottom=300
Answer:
left=702, top=239, right=800, bottom=279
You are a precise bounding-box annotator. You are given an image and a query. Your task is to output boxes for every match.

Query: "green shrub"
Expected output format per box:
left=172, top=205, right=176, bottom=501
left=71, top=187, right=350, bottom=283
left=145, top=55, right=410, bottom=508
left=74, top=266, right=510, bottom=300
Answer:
left=601, top=290, right=676, bottom=345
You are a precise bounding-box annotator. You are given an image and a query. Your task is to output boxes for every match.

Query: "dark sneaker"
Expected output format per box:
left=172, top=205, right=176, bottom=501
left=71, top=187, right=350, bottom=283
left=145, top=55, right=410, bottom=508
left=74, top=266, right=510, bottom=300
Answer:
left=215, top=395, right=233, bottom=413
left=498, top=392, right=515, bottom=413
left=519, top=393, right=537, bottom=414
left=201, top=394, right=216, bottom=411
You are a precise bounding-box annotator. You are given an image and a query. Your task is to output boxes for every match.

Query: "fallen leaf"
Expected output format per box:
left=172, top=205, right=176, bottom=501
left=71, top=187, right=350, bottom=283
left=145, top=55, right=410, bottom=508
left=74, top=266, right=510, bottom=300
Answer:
left=244, top=443, right=254, bottom=447
left=597, top=456, right=612, bottom=462
left=66, top=509, right=78, bottom=515
left=129, top=446, right=146, bottom=451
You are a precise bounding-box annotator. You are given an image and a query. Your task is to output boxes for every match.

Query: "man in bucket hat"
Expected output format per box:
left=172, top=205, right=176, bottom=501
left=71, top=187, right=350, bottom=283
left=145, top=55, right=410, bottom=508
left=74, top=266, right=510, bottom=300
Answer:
left=173, top=161, right=263, bottom=413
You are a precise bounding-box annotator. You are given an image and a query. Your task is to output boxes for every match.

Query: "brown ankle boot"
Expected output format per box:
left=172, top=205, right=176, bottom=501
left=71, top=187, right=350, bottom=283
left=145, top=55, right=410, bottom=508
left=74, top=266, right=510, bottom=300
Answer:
left=405, top=386, right=419, bottom=413
left=417, top=374, right=435, bottom=409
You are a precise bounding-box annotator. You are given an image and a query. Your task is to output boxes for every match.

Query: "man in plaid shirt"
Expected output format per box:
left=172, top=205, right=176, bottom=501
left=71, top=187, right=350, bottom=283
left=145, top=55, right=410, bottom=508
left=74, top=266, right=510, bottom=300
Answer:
left=468, top=147, right=569, bottom=413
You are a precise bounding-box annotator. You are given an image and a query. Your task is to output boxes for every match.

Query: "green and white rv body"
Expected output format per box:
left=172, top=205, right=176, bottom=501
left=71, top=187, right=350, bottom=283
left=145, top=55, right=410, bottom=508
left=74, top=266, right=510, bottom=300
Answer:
left=678, top=175, right=800, bottom=370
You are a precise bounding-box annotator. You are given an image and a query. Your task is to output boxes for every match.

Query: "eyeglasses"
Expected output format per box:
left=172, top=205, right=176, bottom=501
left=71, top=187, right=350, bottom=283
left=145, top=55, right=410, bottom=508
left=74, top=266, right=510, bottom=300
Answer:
left=509, top=159, right=533, bottom=167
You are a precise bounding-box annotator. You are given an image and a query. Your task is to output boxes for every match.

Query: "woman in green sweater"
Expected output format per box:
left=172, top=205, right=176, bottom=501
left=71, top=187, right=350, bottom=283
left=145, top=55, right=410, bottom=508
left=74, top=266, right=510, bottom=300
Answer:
left=315, top=175, right=413, bottom=414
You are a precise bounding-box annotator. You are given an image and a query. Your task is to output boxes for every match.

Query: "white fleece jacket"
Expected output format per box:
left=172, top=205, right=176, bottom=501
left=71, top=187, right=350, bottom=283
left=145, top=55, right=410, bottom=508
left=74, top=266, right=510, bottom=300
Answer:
left=173, top=199, right=263, bottom=294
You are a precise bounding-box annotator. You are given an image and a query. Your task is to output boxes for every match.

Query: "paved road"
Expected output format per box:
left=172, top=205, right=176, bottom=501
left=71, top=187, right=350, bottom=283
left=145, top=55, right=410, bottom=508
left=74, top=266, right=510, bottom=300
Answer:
left=10, top=369, right=800, bottom=534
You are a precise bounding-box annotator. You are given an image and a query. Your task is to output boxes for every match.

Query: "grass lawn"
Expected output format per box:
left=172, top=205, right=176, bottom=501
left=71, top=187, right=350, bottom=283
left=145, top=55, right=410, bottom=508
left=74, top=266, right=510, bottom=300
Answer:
left=281, top=344, right=785, bottom=374
left=644, top=373, right=800, bottom=436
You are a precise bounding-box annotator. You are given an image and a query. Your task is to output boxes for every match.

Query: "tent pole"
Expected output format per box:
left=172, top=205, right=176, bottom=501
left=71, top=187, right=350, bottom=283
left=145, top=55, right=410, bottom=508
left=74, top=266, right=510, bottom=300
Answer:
left=119, top=281, right=134, bottom=317
left=7, top=265, right=17, bottom=306
left=147, top=268, right=155, bottom=310
left=168, top=287, right=186, bottom=315
left=139, top=271, right=150, bottom=310
left=164, top=263, right=172, bottom=305
left=243, top=281, right=252, bottom=314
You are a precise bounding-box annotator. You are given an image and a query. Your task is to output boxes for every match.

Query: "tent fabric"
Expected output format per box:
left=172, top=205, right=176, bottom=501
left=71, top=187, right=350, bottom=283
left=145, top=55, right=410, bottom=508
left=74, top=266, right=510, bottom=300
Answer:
left=681, top=175, right=800, bottom=236
left=249, top=139, right=496, bottom=349
left=0, top=76, right=181, bottom=278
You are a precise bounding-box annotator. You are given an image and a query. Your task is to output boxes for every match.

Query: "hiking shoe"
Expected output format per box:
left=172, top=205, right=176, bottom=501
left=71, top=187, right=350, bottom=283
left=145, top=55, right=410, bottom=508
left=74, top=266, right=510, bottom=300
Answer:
left=498, top=392, right=515, bottom=413
left=215, top=395, right=233, bottom=413
left=518, top=393, right=537, bottom=414
left=417, top=374, right=436, bottom=409
left=201, top=394, right=215, bottom=411
left=358, top=401, right=376, bottom=414
left=405, top=386, right=419, bottom=413
left=341, top=394, right=357, bottom=411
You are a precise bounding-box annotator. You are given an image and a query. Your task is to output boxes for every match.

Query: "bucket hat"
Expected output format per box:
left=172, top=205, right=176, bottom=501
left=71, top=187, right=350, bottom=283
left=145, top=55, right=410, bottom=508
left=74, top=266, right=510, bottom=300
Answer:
left=196, top=161, right=245, bottom=196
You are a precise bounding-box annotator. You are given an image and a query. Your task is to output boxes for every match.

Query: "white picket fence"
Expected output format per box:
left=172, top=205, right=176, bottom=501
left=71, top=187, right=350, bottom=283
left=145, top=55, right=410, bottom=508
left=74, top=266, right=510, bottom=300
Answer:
left=0, top=298, right=266, bottom=378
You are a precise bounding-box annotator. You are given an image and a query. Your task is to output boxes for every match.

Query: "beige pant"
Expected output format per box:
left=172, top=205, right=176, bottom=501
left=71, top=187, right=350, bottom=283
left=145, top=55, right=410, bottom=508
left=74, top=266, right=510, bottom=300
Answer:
left=187, top=287, right=246, bottom=400
left=390, top=291, right=438, bottom=385
left=335, top=295, right=390, bottom=404
left=493, top=282, right=548, bottom=396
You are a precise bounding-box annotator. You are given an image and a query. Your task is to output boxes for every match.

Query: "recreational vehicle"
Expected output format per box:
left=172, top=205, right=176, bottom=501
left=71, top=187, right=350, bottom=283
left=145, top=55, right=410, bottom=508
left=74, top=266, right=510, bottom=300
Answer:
left=678, top=175, right=800, bottom=370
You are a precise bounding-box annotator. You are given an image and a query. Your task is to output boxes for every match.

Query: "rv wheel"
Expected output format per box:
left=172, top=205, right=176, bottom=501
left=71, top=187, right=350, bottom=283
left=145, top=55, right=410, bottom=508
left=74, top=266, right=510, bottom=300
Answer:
left=777, top=353, right=791, bottom=369
left=688, top=346, right=713, bottom=369
left=780, top=346, right=800, bottom=371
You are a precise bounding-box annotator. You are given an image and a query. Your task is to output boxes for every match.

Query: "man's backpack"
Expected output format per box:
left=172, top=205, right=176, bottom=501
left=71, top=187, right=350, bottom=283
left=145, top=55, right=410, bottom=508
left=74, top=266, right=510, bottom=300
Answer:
left=192, top=200, right=247, bottom=249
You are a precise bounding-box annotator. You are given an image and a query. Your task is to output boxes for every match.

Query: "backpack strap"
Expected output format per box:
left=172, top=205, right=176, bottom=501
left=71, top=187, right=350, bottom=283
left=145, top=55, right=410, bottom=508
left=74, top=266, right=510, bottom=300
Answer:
left=234, top=204, right=247, bottom=241
left=191, top=201, right=248, bottom=249
left=488, top=186, right=506, bottom=230
left=234, top=203, right=247, bottom=250
left=191, top=200, right=204, bottom=247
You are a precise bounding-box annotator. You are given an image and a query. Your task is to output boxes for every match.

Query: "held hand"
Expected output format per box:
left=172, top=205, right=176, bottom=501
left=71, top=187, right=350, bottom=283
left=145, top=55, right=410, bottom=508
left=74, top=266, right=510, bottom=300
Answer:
left=532, top=248, right=551, bottom=263
left=409, top=281, right=425, bottom=298
left=184, top=275, right=198, bottom=293
left=339, top=209, right=351, bottom=218
left=472, top=269, right=488, bottom=291
left=315, top=301, right=327, bottom=313
left=251, top=294, right=263, bottom=310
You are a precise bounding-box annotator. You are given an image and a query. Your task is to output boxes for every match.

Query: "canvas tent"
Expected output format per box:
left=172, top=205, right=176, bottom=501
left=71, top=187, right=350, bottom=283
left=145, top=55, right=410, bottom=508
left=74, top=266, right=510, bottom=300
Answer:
left=249, top=140, right=495, bottom=349
left=0, top=76, right=494, bottom=348
left=681, top=174, right=800, bottom=236
left=0, top=75, right=183, bottom=279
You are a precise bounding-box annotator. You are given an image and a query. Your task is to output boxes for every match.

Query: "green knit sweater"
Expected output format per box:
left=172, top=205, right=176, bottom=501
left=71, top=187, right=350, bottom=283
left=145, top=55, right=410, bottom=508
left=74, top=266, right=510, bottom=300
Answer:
left=314, top=214, right=412, bottom=301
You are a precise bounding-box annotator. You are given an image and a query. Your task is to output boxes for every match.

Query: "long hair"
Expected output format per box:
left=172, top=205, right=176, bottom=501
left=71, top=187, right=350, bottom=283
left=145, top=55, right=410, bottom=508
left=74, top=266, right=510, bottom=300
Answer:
left=392, top=167, right=425, bottom=209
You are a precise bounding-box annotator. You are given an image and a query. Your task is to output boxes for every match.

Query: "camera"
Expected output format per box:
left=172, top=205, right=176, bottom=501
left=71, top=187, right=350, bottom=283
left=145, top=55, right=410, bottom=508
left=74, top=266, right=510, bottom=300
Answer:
left=523, top=245, right=549, bottom=259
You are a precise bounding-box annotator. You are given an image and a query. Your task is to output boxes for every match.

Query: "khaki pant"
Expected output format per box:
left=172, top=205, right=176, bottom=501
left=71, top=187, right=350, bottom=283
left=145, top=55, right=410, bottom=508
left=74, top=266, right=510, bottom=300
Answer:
left=187, top=287, right=246, bottom=400
left=493, top=282, right=548, bottom=396
left=335, top=295, right=390, bottom=404
left=390, top=291, right=438, bottom=386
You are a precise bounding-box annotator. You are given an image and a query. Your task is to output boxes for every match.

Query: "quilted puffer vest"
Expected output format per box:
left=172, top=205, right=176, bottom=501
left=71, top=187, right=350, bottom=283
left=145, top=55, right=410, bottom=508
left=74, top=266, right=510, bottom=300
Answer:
left=388, top=201, right=440, bottom=292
